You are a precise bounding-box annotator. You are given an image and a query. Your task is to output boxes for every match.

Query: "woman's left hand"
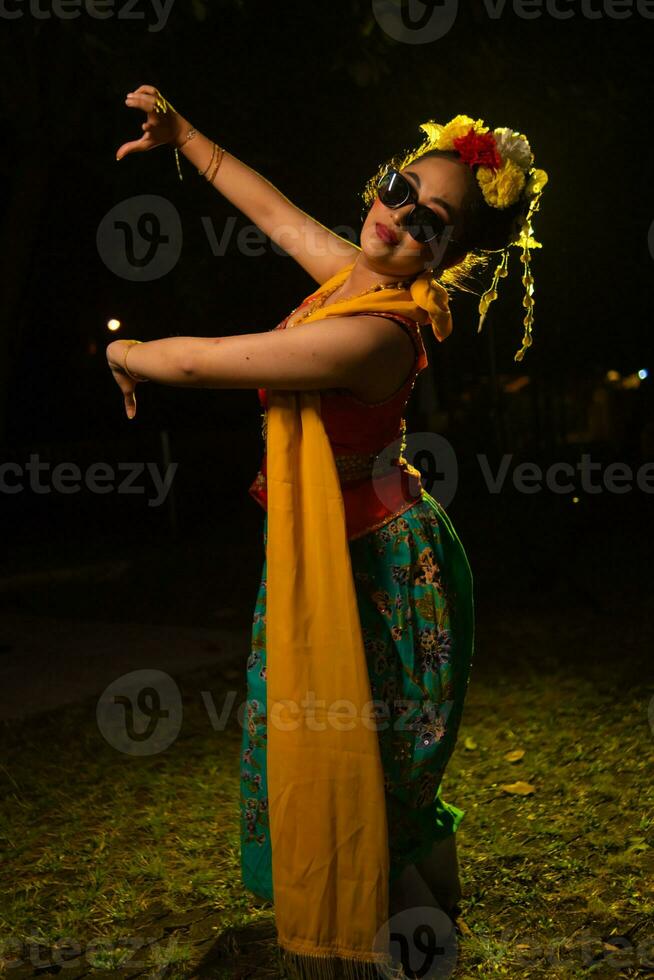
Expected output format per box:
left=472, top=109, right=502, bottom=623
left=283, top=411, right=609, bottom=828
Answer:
left=106, top=341, right=142, bottom=420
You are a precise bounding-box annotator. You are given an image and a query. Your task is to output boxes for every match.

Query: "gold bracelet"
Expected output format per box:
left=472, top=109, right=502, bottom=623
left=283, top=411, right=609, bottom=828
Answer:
left=198, top=141, right=217, bottom=178
left=176, top=125, right=197, bottom=149
left=206, top=145, right=225, bottom=184
left=123, top=340, right=149, bottom=382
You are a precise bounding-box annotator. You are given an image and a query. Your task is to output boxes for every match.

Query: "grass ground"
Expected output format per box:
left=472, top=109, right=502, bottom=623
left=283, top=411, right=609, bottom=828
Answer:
left=1, top=591, right=652, bottom=979
left=1, top=485, right=653, bottom=978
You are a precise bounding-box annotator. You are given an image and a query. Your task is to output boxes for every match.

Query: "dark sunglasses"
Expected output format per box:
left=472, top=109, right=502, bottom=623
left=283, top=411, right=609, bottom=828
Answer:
left=376, top=168, right=460, bottom=248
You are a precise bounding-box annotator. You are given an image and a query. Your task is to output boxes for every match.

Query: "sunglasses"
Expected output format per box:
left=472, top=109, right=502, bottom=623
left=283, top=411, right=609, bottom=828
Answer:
left=376, top=168, right=460, bottom=248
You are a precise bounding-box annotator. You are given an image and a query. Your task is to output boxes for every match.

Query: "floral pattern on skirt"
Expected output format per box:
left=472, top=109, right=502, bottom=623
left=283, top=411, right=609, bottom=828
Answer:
left=239, top=488, right=475, bottom=902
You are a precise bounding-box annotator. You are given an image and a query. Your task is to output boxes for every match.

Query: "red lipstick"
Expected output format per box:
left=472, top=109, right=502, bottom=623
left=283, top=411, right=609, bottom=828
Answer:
left=375, top=222, right=398, bottom=245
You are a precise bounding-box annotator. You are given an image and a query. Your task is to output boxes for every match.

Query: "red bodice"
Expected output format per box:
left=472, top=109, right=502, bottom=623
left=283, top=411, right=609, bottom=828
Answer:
left=248, top=306, right=429, bottom=541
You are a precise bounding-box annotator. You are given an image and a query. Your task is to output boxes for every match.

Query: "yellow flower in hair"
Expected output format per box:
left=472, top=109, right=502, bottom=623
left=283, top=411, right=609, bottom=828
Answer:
left=421, top=114, right=488, bottom=151
left=477, top=158, right=526, bottom=209
left=419, top=121, right=444, bottom=144
left=438, top=114, right=488, bottom=150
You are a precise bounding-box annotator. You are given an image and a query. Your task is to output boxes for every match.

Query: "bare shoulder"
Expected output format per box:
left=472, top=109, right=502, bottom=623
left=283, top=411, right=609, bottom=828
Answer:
left=335, top=313, right=419, bottom=404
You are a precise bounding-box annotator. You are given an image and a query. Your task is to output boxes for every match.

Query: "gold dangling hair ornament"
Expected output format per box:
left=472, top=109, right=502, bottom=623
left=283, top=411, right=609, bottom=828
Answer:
left=477, top=166, right=549, bottom=362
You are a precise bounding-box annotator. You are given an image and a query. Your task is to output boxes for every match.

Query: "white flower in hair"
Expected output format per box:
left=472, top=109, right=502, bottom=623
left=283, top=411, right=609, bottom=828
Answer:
left=493, top=128, right=534, bottom=170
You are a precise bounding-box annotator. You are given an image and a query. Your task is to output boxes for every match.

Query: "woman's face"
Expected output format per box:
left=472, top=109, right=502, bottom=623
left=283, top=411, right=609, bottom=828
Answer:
left=360, top=155, right=471, bottom=279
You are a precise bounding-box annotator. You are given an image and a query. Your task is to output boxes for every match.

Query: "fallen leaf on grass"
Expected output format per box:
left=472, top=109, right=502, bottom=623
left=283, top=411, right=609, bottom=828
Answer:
left=504, top=749, right=525, bottom=762
left=464, top=736, right=477, bottom=750
left=625, top=838, right=649, bottom=853
left=500, top=781, right=535, bottom=795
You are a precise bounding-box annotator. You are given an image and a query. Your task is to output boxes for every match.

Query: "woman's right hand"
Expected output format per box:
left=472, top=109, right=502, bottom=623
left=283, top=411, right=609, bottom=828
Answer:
left=116, top=85, right=189, bottom=161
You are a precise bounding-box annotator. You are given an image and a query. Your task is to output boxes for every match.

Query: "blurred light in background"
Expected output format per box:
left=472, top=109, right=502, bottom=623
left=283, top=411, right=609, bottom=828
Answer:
left=605, top=368, right=647, bottom=390
left=503, top=375, right=530, bottom=394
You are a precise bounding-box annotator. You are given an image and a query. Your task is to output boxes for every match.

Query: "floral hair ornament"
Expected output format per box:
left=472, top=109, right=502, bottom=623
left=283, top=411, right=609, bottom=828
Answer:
left=419, top=115, right=548, bottom=362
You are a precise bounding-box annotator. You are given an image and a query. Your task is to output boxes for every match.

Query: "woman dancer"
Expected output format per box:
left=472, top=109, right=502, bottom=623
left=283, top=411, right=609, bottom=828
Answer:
left=110, top=88, right=547, bottom=979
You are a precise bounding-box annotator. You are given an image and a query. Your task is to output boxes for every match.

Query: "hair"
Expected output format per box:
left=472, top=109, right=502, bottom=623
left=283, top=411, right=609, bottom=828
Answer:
left=361, top=143, right=531, bottom=294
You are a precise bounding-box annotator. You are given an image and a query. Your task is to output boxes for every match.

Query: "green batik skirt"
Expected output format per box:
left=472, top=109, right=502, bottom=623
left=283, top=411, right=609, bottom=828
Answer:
left=240, top=488, right=475, bottom=901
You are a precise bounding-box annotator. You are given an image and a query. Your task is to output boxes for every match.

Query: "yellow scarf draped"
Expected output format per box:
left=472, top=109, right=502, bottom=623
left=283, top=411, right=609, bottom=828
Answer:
left=265, top=262, right=451, bottom=979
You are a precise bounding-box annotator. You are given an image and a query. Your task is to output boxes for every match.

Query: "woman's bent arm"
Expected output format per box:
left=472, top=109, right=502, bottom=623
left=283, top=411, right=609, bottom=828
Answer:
left=109, top=316, right=415, bottom=394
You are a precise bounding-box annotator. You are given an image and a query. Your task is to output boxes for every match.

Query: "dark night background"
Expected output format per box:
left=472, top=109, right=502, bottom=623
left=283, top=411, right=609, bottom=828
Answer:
left=0, top=3, right=653, bottom=974
left=1, top=0, right=653, bottom=737
left=0, top=0, right=652, bottom=708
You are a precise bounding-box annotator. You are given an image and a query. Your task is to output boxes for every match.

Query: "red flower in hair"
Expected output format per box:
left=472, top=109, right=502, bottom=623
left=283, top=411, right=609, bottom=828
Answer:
left=453, top=129, right=502, bottom=170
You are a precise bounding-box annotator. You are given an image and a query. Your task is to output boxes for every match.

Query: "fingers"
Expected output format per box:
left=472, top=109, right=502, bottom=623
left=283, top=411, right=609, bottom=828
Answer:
left=111, top=368, right=138, bottom=419
left=132, top=84, right=158, bottom=96
left=116, top=135, right=153, bottom=159
left=119, top=86, right=170, bottom=160
left=107, top=355, right=138, bottom=416
left=125, top=86, right=176, bottom=117
left=125, top=389, right=137, bottom=420
left=125, top=92, right=158, bottom=113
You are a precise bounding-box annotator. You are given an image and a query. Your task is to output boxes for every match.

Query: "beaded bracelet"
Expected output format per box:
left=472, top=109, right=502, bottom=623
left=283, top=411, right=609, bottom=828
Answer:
left=173, top=126, right=197, bottom=181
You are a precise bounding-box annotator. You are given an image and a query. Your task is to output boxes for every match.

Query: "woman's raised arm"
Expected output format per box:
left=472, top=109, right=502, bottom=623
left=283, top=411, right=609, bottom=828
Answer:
left=118, top=85, right=360, bottom=285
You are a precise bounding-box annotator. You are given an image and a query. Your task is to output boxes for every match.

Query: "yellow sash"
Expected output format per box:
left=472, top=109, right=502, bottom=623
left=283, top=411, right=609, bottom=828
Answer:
left=265, top=262, right=451, bottom=978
